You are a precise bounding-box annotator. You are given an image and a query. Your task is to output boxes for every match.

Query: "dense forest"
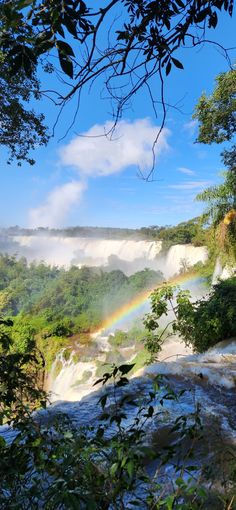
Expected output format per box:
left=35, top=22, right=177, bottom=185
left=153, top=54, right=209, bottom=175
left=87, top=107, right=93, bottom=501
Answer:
left=0, top=255, right=164, bottom=368
left=0, top=216, right=206, bottom=246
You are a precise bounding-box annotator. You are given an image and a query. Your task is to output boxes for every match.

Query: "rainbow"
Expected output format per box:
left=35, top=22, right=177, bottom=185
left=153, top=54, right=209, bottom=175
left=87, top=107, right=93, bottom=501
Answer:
left=96, top=271, right=205, bottom=333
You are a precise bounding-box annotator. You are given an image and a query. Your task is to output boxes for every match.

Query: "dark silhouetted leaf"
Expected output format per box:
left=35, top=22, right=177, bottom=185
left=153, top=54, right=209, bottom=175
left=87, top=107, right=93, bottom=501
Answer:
left=58, top=51, right=73, bottom=78
left=166, top=60, right=172, bottom=75
left=118, top=363, right=135, bottom=374
left=171, top=57, right=184, bottom=69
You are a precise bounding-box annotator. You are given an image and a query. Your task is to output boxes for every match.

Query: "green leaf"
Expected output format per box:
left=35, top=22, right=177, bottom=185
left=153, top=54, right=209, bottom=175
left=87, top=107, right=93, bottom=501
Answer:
left=63, top=431, right=73, bottom=439
left=63, top=14, right=77, bottom=37
left=165, top=495, right=175, bottom=510
left=195, top=8, right=211, bottom=23
left=0, top=436, right=6, bottom=447
left=186, top=465, right=198, bottom=471
left=126, top=459, right=134, bottom=478
left=121, top=455, right=128, bottom=467
left=175, top=476, right=185, bottom=487
left=116, top=377, right=129, bottom=387
left=110, top=462, right=119, bottom=476
left=93, top=378, right=104, bottom=386
left=17, top=0, right=34, bottom=7
left=197, top=487, right=207, bottom=498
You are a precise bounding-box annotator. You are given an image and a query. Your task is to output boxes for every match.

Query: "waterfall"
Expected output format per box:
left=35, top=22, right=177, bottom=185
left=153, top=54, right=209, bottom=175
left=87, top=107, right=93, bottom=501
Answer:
left=49, top=355, right=98, bottom=402
left=47, top=338, right=236, bottom=447
left=212, top=258, right=235, bottom=285
left=164, top=244, right=208, bottom=278
left=49, top=334, right=111, bottom=402
left=9, top=235, right=208, bottom=278
left=49, top=335, right=192, bottom=404
left=212, top=258, right=223, bottom=285
left=11, top=235, right=162, bottom=274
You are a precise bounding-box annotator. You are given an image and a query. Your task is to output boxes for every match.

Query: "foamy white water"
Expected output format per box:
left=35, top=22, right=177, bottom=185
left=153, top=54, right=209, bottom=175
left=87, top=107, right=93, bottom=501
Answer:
left=164, top=244, right=208, bottom=279
left=9, top=235, right=208, bottom=278
left=212, top=258, right=236, bottom=285
left=143, top=340, right=236, bottom=389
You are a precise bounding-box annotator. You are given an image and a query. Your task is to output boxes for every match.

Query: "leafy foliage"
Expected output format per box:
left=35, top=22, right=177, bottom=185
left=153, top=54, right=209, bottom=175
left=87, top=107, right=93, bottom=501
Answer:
left=0, top=0, right=234, bottom=164
left=194, top=70, right=236, bottom=144
left=176, top=277, right=236, bottom=352
left=0, top=357, right=213, bottom=509
left=0, top=279, right=235, bottom=507
left=0, top=255, right=164, bottom=367
left=0, top=51, right=49, bottom=165
left=1, top=0, right=233, bottom=80
left=144, top=277, right=236, bottom=355
left=193, top=69, right=236, bottom=264
left=0, top=317, right=46, bottom=426
left=0, top=354, right=234, bottom=508
left=196, top=167, right=236, bottom=263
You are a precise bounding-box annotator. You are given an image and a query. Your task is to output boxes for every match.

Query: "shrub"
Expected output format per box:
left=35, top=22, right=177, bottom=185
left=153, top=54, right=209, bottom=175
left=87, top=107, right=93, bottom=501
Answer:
left=179, top=277, right=236, bottom=352
left=144, top=277, right=236, bottom=355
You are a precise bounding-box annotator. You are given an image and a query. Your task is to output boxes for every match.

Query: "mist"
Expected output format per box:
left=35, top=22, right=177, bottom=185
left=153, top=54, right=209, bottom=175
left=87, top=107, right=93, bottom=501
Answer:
left=0, top=229, right=208, bottom=278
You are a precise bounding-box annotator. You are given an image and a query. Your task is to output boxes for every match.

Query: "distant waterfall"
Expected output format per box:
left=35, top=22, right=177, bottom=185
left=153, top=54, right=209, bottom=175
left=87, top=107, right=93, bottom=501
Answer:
left=12, top=236, right=162, bottom=275
left=9, top=235, right=208, bottom=278
left=164, top=244, right=208, bottom=278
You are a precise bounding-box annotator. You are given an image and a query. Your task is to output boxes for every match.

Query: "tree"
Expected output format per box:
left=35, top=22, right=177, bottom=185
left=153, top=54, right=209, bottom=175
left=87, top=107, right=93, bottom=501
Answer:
left=0, top=317, right=46, bottom=425
left=194, top=69, right=236, bottom=262
left=194, top=69, right=236, bottom=144
left=0, top=0, right=235, bottom=167
left=0, top=51, right=49, bottom=165
left=196, top=155, right=236, bottom=227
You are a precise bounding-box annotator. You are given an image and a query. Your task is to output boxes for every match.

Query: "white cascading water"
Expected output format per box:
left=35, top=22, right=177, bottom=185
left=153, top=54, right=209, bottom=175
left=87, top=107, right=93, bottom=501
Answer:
left=49, top=356, right=98, bottom=402
left=164, top=244, right=208, bottom=278
left=11, top=235, right=208, bottom=278
left=12, top=236, right=162, bottom=275
left=212, top=257, right=235, bottom=285
left=144, top=340, right=236, bottom=390
left=212, top=257, right=223, bottom=285
left=48, top=334, right=111, bottom=402
left=48, top=337, right=236, bottom=445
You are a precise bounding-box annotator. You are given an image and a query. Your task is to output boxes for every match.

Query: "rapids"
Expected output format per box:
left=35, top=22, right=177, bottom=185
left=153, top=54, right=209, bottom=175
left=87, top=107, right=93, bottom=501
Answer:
left=47, top=327, right=236, bottom=446
left=46, top=339, right=236, bottom=448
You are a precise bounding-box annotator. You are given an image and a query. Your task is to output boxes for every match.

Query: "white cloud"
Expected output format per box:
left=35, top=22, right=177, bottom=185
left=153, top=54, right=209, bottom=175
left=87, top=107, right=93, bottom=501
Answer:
left=28, top=119, right=170, bottom=228
left=168, top=180, right=211, bottom=190
left=183, top=119, right=198, bottom=135
left=29, top=181, right=86, bottom=228
left=60, top=119, right=170, bottom=176
left=178, top=167, right=195, bottom=176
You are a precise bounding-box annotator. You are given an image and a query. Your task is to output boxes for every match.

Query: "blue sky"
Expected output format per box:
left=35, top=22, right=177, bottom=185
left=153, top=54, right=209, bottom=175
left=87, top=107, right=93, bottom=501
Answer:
left=0, top=11, right=235, bottom=229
